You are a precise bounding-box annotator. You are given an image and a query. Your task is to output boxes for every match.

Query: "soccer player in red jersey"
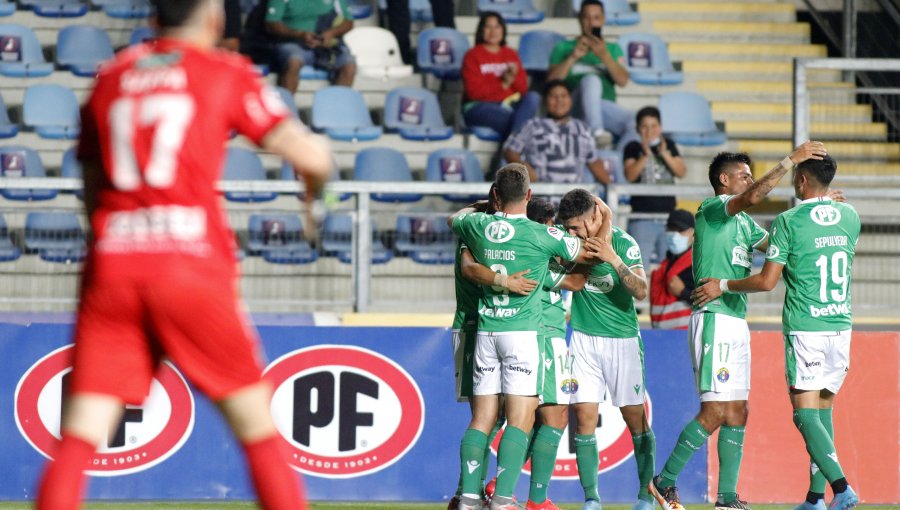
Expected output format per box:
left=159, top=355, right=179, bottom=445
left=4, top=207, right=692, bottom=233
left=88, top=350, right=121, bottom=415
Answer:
left=34, top=1, right=332, bottom=509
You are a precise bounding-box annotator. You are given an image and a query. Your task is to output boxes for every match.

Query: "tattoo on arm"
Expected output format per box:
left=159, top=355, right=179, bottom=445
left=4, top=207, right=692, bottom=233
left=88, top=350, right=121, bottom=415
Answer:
left=744, top=160, right=790, bottom=204
left=615, top=261, right=648, bottom=299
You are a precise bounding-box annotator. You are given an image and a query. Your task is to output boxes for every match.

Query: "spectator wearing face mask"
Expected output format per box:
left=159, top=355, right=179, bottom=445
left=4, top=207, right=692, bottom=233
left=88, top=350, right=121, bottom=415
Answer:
left=649, top=209, right=694, bottom=329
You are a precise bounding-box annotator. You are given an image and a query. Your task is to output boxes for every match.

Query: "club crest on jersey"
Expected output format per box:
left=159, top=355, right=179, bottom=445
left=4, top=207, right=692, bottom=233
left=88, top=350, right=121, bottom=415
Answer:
left=560, top=378, right=578, bottom=394
left=810, top=205, right=841, bottom=226
left=485, top=220, right=515, bottom=243
left=716, top=367, right=730, bottom=383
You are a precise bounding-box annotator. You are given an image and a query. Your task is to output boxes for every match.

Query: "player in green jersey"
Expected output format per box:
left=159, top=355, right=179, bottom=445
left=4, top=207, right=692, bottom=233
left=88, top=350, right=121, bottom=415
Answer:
left=557, top=188, right=655, bottom=510
left=693, top=155, right=860, bottom=510
left=649, top=141, right=829, bottom=510
left=450, top=164, right=601, bottom=510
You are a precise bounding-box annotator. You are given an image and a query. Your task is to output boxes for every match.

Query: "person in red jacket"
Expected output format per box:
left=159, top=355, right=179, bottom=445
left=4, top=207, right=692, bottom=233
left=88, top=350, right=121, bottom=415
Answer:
left=462, top=12, right=540, bottom=140
left=650, top=209, right=695, bottom=329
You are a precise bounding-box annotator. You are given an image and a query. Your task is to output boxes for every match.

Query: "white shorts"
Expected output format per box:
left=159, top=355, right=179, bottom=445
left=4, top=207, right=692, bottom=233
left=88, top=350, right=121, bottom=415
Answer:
left=690, top=311, right=750, bottom=398
left=473, top=331, right=541, bottom=396
left=452, top=325, right=477, bottom=402
left=540, top=335, right=575, bottom=406
left=785, top=330, right=851, bottom=393
left=570, top=331, right=646, bottom=407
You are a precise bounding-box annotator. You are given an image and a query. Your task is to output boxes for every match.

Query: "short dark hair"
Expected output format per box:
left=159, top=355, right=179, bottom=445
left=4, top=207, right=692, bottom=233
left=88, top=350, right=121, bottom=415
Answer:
left=578, top=0, right=605, bottom=18
left=527, top=197, right=556, bottom=225
left=543, top=79, right=569, bottom=99
left=708, top=152, right=752, bottom=190
left=797, top=154, right=837, bottom=187
left=474, top=11, right=507, bottom=46
left=494, top=163, right=530, bottom=205
left=557, top=188, right=594, bottom=223
left=151, top=0, right=206, bottom=29
left=636, top=106, right=660, bottom=126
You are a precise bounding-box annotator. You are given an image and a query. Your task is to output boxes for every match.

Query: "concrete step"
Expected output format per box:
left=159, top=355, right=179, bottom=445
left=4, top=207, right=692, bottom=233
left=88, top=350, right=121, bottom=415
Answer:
left=737, top=140, right=900, bottom=161
left=726, top=120, right=888, bottom=141
left=681, top=60, right=842, bottom=82
left=651, top=21, right=810, bottom=44
left=637, top=2, right=798, bottom=22
left=669, top=42, right=827, bottom=61
left=712, top=102, right=873, bottom=123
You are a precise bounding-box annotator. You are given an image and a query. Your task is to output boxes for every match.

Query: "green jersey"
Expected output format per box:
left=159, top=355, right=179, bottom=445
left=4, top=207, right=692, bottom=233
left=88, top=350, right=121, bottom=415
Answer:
left=452, top=240, right=481, bottom=330
left=765, top=197, right=860, bottom=333
left=451, top=212, right=581, bottom=333
left=265, top=0, right=350, bottom=32
left=693, top=194, right=769, bottom=318
left=541, top=259, right=569, bottom=339
left=570, top=227, right=642, bottom=338
left=548, top=39, right=624, bottom=102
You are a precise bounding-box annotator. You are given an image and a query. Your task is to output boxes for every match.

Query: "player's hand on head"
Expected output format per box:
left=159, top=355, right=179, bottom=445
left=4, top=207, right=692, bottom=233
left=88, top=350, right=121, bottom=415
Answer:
left=583, top=237, right=616, bottom=263
left=827, top=189, right=846, bottom=202
left=790, top=140, right=827, bottom=164
left=507, top=269, right=538, bottom=295
left=692, top=277, right=722, bottom=307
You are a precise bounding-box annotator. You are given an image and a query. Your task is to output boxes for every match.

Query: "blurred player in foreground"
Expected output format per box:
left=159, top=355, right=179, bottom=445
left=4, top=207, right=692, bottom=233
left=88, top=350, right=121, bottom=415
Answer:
left=35, top=1, right=332, bottom=509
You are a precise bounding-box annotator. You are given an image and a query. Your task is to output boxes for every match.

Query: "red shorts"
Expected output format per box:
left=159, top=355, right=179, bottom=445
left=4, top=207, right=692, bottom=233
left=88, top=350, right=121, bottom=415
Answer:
left=69, top=277, right=264, bottom=405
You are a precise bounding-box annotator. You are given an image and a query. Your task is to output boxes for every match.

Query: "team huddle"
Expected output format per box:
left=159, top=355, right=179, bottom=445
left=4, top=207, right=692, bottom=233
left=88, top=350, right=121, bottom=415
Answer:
left=447, top=143, right=861, bottom=510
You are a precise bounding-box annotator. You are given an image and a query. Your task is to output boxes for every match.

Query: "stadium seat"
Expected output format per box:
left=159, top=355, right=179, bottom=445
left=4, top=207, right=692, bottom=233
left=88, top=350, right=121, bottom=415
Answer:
left=417, top=28, right=469, bottom=80
left=221, top=147, right=277, bottom=202
left=95, top=0, right=153, bottom=19
left=394, top=214, right=456, bottom=264
left=572, top=0, right=638, bottom=24
left=353, top=147, right=422, bottom=202
left=0, top=92, right=18, bottom=138
left=347, top=0, right=373, bottom=19
left=321, top=213, right=392, bottom=264
left=410, top=0, right=432, bottom=22
left=0, top=2, right=14, bottom=17
left=616, top=32, right=683, bottom=86
left=23, top=85, right=80, bottom=140
left=424, top=148, right=486, bottom=202
left=128, top=25, right=155, bottom=45
left=311, top=86, right=383, bottom=142
left=20, top=0, right=88, bottom=17
left=280, top=159, right=351, bottom=201
left=0, top=214, right=20, bottom=262
left=247, top=213, right=318, bottom=264
left=0, top=146, right=58, bottom=201
left=344, top=27, right=413, bottom=80
left=61, top=147, right=83, bottom=200
left=518, top=30, right=564, bottom=72
left=24, top=211, right=86, bottom=263
left=383, top=87, right=453, bottom=141
left=659, top=92, right=727, bottom=146
left=56, top=25, right=114, bottom=77
left=300, top=65, right=328, bottom=80
left=478, top=0, right=544, bottom=24
left=0, top=24, right=54, bottom=78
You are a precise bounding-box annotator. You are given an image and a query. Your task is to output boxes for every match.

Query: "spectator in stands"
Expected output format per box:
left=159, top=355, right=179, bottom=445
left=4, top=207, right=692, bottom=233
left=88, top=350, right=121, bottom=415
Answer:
left=264, top=0, right=357, bottom=94
left=504, top=80, right=611, bottom=184
left=650, top=209, right=695, bottom=329
left=547, top=0, right=635, bottom=147
left=220, top=0, right=241, bottom=52
left=383, top=0, right=455, bottom=64
left=462, top=12, right=540, bottom=141
left=623, top=105, right=686, bottom=270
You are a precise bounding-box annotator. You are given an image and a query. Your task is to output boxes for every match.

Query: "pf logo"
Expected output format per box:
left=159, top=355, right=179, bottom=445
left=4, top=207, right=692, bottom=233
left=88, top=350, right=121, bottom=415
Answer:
left=265, top=345, right=424, bottom=478
left=492, top=394, right=652, bottom=478
left=14, top=345, right=194, bottom=476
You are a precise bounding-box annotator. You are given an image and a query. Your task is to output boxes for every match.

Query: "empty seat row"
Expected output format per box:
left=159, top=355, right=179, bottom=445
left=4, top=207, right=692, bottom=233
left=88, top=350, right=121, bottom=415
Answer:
left=0, top=86, right=80, bottom=140
left=0, top=23, right=112, bottom=78
left=0, top=0, right=151, bottom=19
left=0, top=211, right=85, bottom=263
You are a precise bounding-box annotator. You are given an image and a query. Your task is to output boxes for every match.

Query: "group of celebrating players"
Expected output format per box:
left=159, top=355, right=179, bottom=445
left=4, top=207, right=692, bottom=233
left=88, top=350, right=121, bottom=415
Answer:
left=447, top=140, right=861, bottom=510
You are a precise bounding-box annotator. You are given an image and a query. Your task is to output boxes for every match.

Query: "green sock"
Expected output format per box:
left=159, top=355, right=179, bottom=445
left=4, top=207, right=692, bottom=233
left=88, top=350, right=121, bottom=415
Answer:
left=495, top=426, right=530, bottom=498
left=717, top=425, right=745, bottom=503
left=460, top=428, right=489, bottom=497
left=575, top=433, right=600, bottom=501
left=793, top=409, right=845, bottom=482
left=660, top=419, right=710, bottom=488
left=480, top=417, right=504, bottom=491
left=632, top=431, right=656, bottom=503
left=528, top=426, right=563, bottom=503
left=809, top=408, right=834, bottom=494
left=525, top=422, right=540, bottom=462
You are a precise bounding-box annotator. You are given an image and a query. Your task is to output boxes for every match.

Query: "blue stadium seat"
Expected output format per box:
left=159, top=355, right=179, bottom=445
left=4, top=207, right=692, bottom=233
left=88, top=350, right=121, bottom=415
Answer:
left=128, top=25, right=155, bottom=45
left=353, top=148, right=422, bottom=203
left=0, top=24, right=54, bottom=77
left=300, top=65, right=328, bottom=80
left=519, top=30, right=564, bottom=72
left=347, top=0, right=372, bottom=19
left=384, top=87, right=453, bottom=141
left=478, top=0, right=544, bottom=23
left=321, top=214, right=392, bottom=264
left=56, top=25, right=114, bottom=77
left=410, top=0, right=432, bottom=22
left=0, top=214, right=21, bottom=262
left=281, top=160, right=351, bottom=201
left=247, top=213, right=317, bottom=264
left=24, top=211, right=86, bottom=263
left=0, top=92, right=18, bottom=138
left=311, top=86, right=382, bottom=142
left=394, top=215, right=456, bottom=264
left=659, top=92, right=727, bottom=146
left=417, top=28, right=469, bottom=80
left=221, top=147, right=277, bottom=202
left=61, top=147, right=83, bottom=200
left=95, top=0, right=153, bottom=19
left=425, top=148, right=485, bottom=202
left=616, top=32, right=683, bottom=86
left=573, top=0, right=638, bottom=24
left=0, top=146, right=58, bottom=201
left=0, top=2, right=14, bottom=17
left=21, top=0, right=88, bottom=17
left=23, top=85, right=81, bottom=139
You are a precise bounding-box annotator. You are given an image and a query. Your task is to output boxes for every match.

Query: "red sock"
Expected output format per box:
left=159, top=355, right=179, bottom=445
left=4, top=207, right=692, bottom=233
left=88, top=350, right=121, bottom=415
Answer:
left=36, top=434, right=96, bottom=510
left=243, top=434, right=307, bottom=510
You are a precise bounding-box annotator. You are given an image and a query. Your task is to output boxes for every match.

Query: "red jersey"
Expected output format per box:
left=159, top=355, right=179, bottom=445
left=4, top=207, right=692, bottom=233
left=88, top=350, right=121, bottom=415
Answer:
left=78, top=39, right=289, bottom=284
left=462, top=45, right=528, bottom=103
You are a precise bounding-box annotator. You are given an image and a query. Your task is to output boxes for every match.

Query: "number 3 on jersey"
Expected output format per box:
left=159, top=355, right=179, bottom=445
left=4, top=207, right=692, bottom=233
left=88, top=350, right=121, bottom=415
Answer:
left=490, top=263, right=509, bottom=306
left=109, top=94, right=195, bottom=190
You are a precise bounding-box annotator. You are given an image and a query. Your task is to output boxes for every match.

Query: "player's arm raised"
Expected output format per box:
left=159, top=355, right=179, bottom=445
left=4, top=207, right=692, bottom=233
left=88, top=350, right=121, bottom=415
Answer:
left=460, top=248, right=538, bottom=295
left=726, top=141, right=827, bottom=216
left=692, top=261, right=785, bottom=307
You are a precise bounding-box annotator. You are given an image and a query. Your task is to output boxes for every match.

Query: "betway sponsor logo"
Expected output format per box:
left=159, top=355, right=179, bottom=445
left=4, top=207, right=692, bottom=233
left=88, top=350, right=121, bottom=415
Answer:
left=809, top=302, right=850, bottom=317
left=508, top=365, right=532, bottom=376
left=480, top=307, right=521, bottom=318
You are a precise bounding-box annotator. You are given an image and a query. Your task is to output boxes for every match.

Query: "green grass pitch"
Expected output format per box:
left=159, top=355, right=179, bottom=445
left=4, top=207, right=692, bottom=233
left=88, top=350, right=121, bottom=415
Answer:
left=0, top=504, right=895, bottom=509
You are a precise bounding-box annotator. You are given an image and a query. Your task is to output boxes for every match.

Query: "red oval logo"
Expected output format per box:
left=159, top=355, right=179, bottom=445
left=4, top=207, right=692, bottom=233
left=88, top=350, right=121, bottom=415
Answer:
left=15, top=345, right=195, bottom=476
left=264, top=345, right=425, bottom=478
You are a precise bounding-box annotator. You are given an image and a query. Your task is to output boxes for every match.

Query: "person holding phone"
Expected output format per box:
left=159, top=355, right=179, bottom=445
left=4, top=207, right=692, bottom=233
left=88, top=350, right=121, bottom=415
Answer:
left=547, top=0, right=634, bottom=148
